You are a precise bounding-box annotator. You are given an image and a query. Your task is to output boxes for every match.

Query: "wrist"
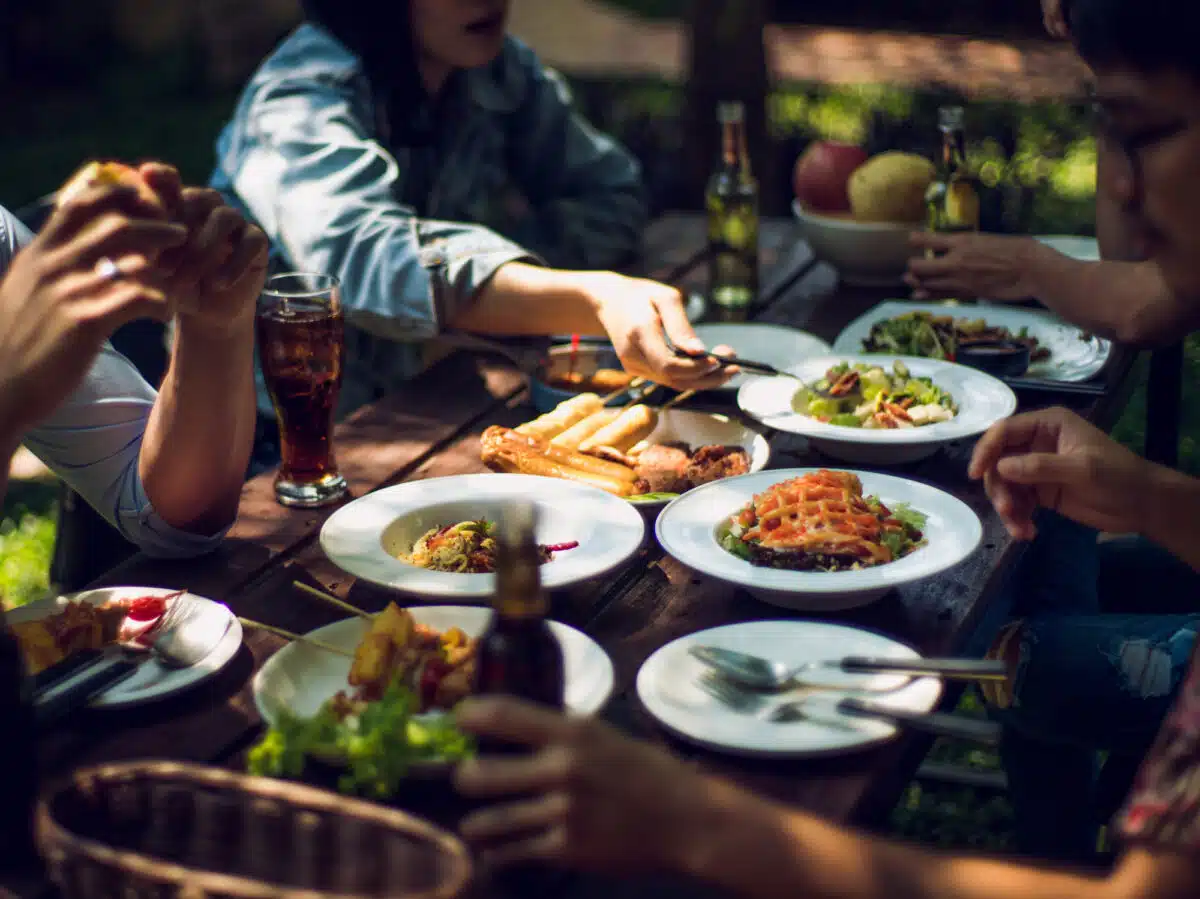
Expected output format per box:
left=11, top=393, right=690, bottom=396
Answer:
left=1018, top=237, right=1067, bottom=295
left=667, top=774, right=772, bottom=884
left=173, top=311, right=255, bottom=347
left=1142, top=463, right=1199, bottom=545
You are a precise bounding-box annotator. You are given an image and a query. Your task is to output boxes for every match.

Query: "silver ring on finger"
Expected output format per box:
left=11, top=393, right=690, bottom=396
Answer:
left=95, top=256, right=122, bottom=282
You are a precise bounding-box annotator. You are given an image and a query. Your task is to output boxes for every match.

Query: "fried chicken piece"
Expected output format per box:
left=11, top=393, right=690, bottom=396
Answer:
left=633, top=444, right=693, bottom=494
left=685, top=445, right=750, bottom=486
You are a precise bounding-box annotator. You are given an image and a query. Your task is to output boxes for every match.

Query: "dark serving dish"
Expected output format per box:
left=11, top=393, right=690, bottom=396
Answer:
left=955, top=339, right=1032, bottom=378
left=530, top=341, right=635, bottom=412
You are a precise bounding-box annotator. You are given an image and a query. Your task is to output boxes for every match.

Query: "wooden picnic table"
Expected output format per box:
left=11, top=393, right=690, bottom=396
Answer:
left=12, top=214, right=1139, bottom=899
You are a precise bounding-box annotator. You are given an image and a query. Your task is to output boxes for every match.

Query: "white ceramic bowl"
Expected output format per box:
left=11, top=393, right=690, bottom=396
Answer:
left=655, top=468, right=983, bottom=611
left=320, top=474, right=645, bottom=601
left=792, top=200, right=918, bottom=286
left=626, top=409, right=772, bottom=516
left=737, top=353, right=1017, bottom=465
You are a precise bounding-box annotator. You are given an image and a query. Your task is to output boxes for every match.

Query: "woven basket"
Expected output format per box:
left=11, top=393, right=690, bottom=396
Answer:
left=37, top=761, right=472, bottom=899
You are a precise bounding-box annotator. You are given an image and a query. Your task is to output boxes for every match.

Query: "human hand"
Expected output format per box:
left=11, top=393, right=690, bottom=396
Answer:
left=139, top=164, right=269, bottom=339
left=905, top=232, right=1047, bottom=301
left=968, top=406, right=1157, bottom=539
left=0, top=181, right=186, bottom=439
left=453, top=697, right=719, bottom=872
left=1041, top=0, right=1070, bottom=39
left=580, top=272, right=736, bottom=390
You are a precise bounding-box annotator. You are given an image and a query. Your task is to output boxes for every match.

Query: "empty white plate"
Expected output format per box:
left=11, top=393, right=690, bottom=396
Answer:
left=637, top=620, right=943, bottom=757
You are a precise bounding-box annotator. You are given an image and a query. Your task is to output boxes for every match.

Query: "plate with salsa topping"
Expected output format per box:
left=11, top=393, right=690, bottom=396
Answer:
left=6, top=586, right=241, bottom=707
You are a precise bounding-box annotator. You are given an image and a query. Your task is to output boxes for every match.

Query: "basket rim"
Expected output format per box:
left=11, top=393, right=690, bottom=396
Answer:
left=37, top=760, right=473, bottom=899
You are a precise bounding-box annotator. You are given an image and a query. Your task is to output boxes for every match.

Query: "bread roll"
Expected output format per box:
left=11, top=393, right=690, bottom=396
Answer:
left=579, top=405, right=658, bottom=454
left=515, top=393, right=604, bottom=440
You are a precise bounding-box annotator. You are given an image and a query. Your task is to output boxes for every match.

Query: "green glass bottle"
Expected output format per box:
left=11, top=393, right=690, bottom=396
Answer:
left=706, top=102, right=760, bottom=322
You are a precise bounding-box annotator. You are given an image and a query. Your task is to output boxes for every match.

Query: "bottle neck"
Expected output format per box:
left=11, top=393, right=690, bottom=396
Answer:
left=939, top=128, right=967, bottom=178
left=720, top=120, right=751, bottom=178
left=493, top=545, right=549, bottom=620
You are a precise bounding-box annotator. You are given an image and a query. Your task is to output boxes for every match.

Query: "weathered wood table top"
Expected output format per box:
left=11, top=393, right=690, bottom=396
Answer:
left=12, top=215, right=1139, bottom=899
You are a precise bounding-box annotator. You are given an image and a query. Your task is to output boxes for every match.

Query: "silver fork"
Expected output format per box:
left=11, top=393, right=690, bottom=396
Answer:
left=698, top=671, right=1001, bottom=746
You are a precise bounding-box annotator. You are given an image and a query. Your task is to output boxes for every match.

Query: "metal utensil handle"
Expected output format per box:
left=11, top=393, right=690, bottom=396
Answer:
left=671, top=346, right=779, bottom=376
left=34, top=650, right=140, bottom=728
left=840, top=656, right=1008, bottom=682
left=838, top=697, right=1001, bottom=746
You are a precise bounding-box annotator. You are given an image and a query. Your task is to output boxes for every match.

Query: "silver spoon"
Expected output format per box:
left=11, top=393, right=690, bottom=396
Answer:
left=689, top=646, right=1006, bottom=692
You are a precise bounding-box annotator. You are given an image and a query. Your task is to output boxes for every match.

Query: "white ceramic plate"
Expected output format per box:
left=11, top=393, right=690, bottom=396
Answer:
left=655, top=468, right=982, bottom=610
left=254, top=605, right=615, bottom=730
left=834, top=300, right=1111, bottom=382
left=320, top=474, right=645, bottom=601
left=637, top=620, right=943, bottom=757
left=1035, top=234, right=1100, bottom=262
left=9, top=586, right=241, bottom=708
left=737, top=354, right=1016, bottom=465
left=692, top=323, right=832, bottom=392
left=626, top=409, right=772, bottom=514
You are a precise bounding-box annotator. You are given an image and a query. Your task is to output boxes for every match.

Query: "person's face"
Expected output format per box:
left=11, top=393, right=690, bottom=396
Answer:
left=1091, top=67, right=1200, bottom=302
left=410, top=0, right=510, bottom=72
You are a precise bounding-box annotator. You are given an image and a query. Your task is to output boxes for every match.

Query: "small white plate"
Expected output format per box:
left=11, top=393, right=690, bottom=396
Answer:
left=692, top=323, right=832, bottom=392
left=737, top=354, right=1016, bottom=465
left=254, top=605, right=615, bottom=729
left=834, top=300, right=1111, bottom=383
left=637, top=620, right=943, bottom=757
left=9, top=587, right=242, bottom=708
left=655, top=468, right=982, bottom=610
left=320, top=474, right=645, bottom=601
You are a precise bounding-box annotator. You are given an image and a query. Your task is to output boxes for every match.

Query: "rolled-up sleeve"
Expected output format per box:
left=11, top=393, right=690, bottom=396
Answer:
left=226, top=78, right=535, bottom=342
left=500, top=47, right=648, bottom=270
left=21, top=346, right=227, bottom=559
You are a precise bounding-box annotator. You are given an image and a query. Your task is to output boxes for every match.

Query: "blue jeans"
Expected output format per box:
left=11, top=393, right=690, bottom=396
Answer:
left=973, top=512, right=1200, bottom=863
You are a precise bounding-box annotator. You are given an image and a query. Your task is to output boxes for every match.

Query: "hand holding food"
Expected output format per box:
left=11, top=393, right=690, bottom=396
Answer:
left=905, top=232, right=1049, bottom=302
left=968, top=406, right=1155, bottom=539
left=579, top=272, right=735, bottom=392
left=0, top=165, right=187, bottom=439
left=454, top=696, right=717, bottom=872
left=793, top=360, right=956, bottom=429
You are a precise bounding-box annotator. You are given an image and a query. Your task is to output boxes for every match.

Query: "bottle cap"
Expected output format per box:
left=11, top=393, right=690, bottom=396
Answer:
left=717, top=102, right=745, bottom=124
left=938, top=106, right=965, bottom=131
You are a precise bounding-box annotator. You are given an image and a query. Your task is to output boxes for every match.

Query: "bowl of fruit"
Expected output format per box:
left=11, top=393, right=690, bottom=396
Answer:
left=792, top=141, right=938, bottom=286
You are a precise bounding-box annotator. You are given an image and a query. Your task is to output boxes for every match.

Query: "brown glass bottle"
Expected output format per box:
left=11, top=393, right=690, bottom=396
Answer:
left=474, top=502, right=564, bottom=754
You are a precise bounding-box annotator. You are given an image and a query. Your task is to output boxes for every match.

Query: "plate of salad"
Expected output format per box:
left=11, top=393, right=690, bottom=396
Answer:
left=249, top=604, right=615, bottom=797
left=738, top=354, right=1016, bottom=465
left=834, top=301, right=1111, bottom=382
left=655, top=468, right=982, bottom=610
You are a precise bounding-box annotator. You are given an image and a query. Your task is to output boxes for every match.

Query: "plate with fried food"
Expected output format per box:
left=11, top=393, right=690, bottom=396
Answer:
left=6, top=586, right=241, bottom=707
left=320, top=473, right=646, bottom=600
left=481, top=393, right=771, bottom=514
left=251, top=603, right=614, bottom=780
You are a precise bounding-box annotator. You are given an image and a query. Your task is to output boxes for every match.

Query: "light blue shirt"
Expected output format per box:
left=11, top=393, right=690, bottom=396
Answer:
left=0, top=206, right=226, bottom=558
left=210, top=25, right=648, bottom=417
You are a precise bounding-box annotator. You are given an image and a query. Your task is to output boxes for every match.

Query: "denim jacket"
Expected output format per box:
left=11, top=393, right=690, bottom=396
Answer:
left=210, top=24, right=648, bottom=416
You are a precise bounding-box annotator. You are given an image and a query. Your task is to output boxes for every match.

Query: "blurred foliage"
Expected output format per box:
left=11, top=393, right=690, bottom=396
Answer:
left=0, top=480, right=57, bottom=610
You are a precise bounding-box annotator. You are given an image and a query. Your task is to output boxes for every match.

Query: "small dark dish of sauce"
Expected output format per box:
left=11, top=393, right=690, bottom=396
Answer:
left=955, top=339, right=1032, bottom=378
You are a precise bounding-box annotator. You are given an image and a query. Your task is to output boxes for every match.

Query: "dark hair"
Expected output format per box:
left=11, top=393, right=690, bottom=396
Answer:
left=1068, top=0, right=1200, bottom=81
left=300, top=0, right=427, bottom=143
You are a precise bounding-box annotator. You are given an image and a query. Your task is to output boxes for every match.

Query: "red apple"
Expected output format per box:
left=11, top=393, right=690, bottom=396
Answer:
left=793, top=141, right=870, bottom=214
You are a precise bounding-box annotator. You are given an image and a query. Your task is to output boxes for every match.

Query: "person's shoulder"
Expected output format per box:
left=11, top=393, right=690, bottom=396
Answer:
left=249, top=23, right=365, bottom=92
left=467, top=36, right=556, bottom=112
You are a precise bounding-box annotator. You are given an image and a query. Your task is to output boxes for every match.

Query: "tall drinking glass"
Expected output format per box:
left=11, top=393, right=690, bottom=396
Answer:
left=257, top=273, right=348, bottom=508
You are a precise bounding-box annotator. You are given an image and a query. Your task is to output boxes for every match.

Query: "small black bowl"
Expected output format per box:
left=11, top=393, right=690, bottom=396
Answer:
left=955, top=340, right=1032, bottom=378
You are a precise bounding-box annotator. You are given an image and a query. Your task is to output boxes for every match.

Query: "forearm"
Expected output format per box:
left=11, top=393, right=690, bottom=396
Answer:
left=449, top=262, right=608, bottom=336
left=1142, top=466, right=1200, bottom=572
left=139, top=319, right=256, bottom=533
left=1024, top=244, right=1184, bottom=346
left=678, top=779, right=1108, bottom=899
